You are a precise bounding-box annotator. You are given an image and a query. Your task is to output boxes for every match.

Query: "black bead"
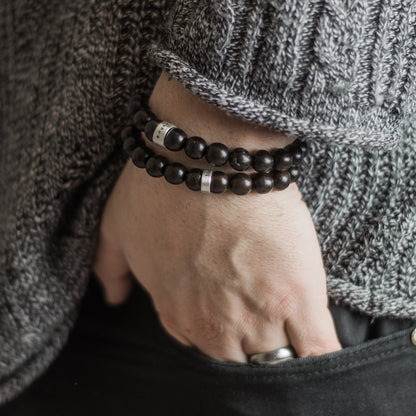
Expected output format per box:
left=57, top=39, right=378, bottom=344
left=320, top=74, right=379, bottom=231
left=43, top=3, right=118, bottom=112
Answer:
left=211, top=172, right=229, bottom=193
left=121, top=126, right=134, bottom=141
left=252, top=173, right=274, bottom=194
left=287, top=143, right=303, bottom=165
left=165, top=128, right=187, bottom=151
left=127, top=135, right=145, bottom=149
left=184, top=136, right=207, bottom=159
left=288, top=166, right=300, bottom=182
left=144, top=120, right=159, bottom=141
left=123, top=137, right=137, bottom=156
left=128, top=100, right=142, bottom=117
left=132, top=146, right=154, bottom=168
left=229, top=173, right=252, bottom=195
left=145, top=155, right=168, bottom=177
left=273, top=171, right=291, bottom=190
left=185, top=169, right=203, bottom=191
left=229, top=148, right=252, bottom=171
left=206, top=143, right=230, bottom=167
left=164, top=163, right=186, bottom=185
left=273, top=149, right=293, bottom=172
left=135, top=110, right=156, bottom=132
left=252, top=150, right=274, bottom=172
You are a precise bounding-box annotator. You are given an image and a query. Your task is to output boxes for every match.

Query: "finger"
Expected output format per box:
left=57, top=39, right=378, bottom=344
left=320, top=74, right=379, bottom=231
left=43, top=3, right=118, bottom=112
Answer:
left=160, top=314, right=248, bottom=363
left=195, top=337, right=248, bottom=363
left=285, top=302, right=342, bottom=358
left=241, top=321, right=291, bottom=357
left=92, top=230, right=132, bottom=305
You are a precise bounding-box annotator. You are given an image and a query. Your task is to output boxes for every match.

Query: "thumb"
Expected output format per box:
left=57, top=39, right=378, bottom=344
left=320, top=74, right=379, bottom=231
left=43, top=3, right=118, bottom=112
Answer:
left=92, top=227, right=133, bottom=305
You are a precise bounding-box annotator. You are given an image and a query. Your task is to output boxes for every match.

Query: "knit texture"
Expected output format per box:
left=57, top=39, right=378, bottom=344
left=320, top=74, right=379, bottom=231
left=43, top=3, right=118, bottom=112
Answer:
left=148, top=0, right=416, bottom=150
left=1, top=0, right=416, bottom=405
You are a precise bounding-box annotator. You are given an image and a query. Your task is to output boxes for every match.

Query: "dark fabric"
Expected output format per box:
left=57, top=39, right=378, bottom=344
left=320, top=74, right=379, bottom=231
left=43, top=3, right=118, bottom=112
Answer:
left=2, top=273, right=416, bottom=416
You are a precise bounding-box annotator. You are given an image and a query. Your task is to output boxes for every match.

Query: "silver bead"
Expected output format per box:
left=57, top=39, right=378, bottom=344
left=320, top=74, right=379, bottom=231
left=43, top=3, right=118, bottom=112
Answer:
left=152, top=121, right=176, bottom=147
left=201, top=170, right=213, bottom=193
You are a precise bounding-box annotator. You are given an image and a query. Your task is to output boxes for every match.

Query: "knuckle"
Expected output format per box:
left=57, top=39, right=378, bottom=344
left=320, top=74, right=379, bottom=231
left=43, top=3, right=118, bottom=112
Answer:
left=279, top=291, right=301, bottom=320
left=239, top=287, right=301, bottom=327
left=264, top=290, right=300, bottom=322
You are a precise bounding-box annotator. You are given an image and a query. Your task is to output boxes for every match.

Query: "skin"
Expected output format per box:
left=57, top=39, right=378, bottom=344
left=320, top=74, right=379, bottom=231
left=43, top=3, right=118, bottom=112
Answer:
left=92, top=71, right=341, bottom=363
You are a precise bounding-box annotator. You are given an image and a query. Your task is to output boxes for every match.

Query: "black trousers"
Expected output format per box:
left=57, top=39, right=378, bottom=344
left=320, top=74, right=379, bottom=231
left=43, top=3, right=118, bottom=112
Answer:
left=2, top=272, right=416, bottom=415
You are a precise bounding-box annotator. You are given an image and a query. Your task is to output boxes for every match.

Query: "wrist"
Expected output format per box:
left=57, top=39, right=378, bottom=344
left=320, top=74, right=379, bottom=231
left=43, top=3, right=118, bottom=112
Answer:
left=148, top=72, right=296, bottom=157
left=128, top=70, right=304, bottom=200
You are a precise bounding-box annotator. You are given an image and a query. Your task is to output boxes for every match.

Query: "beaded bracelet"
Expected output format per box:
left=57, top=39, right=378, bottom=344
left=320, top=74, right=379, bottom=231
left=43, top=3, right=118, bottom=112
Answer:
left=124, top=104, right=307, bottom=173
left=122, top=133, right=302, bottom=195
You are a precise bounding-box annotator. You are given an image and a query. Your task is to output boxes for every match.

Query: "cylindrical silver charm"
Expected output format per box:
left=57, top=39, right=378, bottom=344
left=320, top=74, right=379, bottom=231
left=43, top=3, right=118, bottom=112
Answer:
left=152, top=121, right=176, bottom=147
left=201, top=170, right=213, bottom=193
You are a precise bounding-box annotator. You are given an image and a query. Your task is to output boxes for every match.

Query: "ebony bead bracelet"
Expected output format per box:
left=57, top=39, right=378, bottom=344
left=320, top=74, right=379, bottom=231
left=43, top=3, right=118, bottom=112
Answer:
left=129, top=106, right=308, bottom=173
left=122, top=134, right=301, bottom=195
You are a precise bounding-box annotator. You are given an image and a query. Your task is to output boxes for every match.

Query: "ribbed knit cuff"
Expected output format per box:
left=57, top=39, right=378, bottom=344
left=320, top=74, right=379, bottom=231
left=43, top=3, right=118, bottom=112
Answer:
left=147, top=1, right=416, bottom=150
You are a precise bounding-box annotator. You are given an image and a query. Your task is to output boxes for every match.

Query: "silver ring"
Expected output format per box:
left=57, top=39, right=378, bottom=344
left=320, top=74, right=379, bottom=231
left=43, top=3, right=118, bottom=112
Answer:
left=248, top=346, right=297, bottom=365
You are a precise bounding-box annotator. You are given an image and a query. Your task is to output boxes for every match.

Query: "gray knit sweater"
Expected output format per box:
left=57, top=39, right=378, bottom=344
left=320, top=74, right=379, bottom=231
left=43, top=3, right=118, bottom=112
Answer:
left=1, top=0, right=416, bottom=404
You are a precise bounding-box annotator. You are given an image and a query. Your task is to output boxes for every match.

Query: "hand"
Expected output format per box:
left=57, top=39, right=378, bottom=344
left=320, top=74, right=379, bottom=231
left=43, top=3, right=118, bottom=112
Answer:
left=92, top=71, right=341, bottom=363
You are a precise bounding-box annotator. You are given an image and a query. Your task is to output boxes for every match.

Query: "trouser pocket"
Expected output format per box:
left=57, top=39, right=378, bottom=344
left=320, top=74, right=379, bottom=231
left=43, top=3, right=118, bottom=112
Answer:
left=157, top=311, right=416, bottom=416
left=3, top=277, right=414, bottom=416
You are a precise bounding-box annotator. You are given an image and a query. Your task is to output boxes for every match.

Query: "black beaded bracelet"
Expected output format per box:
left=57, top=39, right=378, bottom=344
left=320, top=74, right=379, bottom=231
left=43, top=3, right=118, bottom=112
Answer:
left=126, top=104, right=308, bottom=173
left=122, top=133, right=301, bottom=195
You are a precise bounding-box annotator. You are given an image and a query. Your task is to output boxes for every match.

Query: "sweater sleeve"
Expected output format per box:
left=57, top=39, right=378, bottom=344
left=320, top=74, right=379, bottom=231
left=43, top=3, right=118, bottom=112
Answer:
left=147, top=0, right=416, bottom=150
left=0, top=0, right=155, bottom=404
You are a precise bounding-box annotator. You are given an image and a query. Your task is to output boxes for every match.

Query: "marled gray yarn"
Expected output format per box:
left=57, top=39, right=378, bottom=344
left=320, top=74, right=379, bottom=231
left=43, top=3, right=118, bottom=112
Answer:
left=1, top=0, right=416, bottom=404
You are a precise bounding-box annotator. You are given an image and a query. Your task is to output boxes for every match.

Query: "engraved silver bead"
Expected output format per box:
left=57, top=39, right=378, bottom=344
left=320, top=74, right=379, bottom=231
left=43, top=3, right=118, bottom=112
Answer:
left=152, top=121, right=176, bottom=147
left=201, top=170, right=213, bottom=193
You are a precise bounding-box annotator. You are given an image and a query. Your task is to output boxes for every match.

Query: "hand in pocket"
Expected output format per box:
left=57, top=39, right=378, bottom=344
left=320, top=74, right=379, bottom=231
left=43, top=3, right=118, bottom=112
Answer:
left=92, top=71, right=342, bottom=363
